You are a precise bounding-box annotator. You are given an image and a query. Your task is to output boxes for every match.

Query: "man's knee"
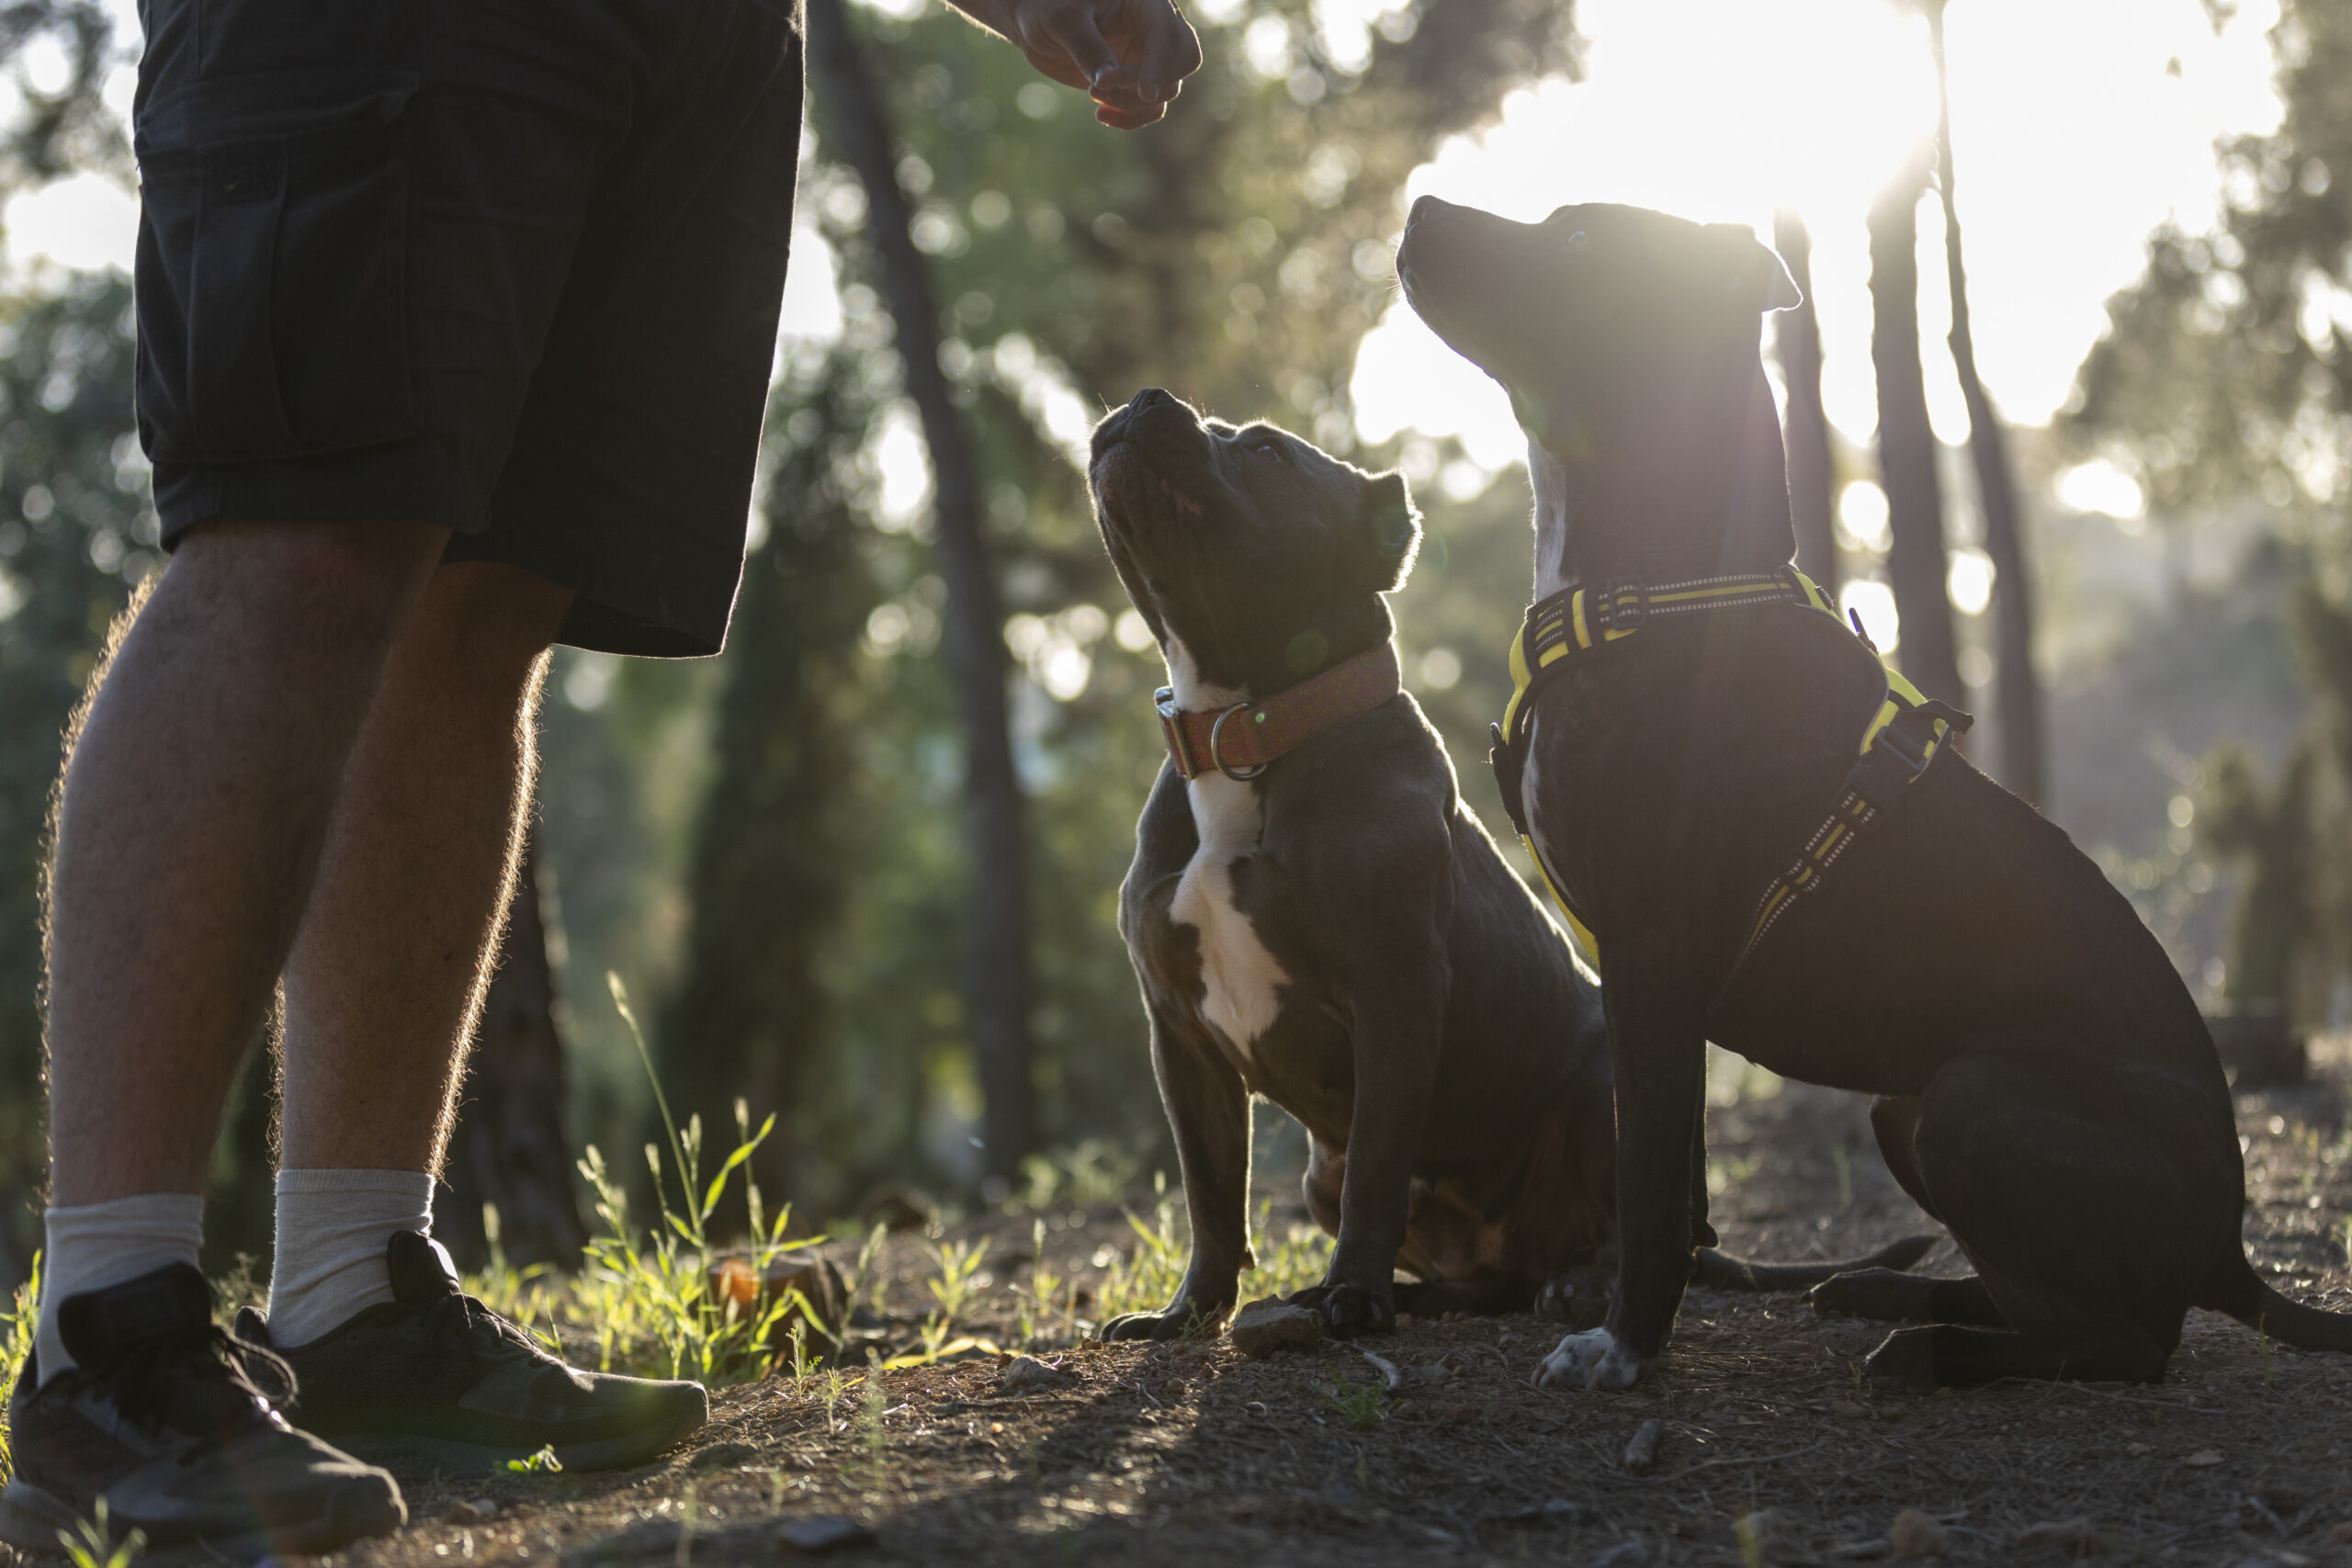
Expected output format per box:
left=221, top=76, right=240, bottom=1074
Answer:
left=411, top=563, right=574, bottom=670
left=164, top=520, right=451, bottom=652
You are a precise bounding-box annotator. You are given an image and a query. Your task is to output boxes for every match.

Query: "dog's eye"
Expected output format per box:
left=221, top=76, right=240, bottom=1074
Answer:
left=1249, top=436, right=1291, bottom=462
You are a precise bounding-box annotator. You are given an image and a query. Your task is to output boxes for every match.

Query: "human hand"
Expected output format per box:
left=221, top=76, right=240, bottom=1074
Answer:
left=990, top=0, right=1202, bottom=130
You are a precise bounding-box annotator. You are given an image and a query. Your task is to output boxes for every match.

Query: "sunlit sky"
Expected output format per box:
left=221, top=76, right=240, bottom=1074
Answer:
left=6, top=0, right=2284, bottom=471
left=1351, top=0, right=2286, bottom=466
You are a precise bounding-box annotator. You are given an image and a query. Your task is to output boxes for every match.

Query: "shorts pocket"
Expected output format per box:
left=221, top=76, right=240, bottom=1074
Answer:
left=134, top=72, right=421, bottom=464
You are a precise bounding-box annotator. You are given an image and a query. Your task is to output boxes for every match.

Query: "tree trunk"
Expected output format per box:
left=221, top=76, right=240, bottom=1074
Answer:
left=657, top=361, right=874, bottom=1229
left=440, top=842, right=588, bottom=1269
left=1927, top=0, right=2043, bottom=805
left=1772, top=209, right=1838, bottom=595
left=807, top=0, right=1035, bottom=1181
left=1867, top=169, right=1963, bottom=705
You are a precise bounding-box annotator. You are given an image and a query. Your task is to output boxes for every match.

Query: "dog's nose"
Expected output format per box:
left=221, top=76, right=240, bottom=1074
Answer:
left=1129, top=388, right=1174, bottom=411
left=1407, top=195, right=1456, bottom=231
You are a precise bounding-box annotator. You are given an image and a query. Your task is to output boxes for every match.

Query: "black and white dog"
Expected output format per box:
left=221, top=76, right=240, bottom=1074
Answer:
left=1396, top=195, right=2352, bottom=1389
left=1085, top=388, right=1927, bottom=1339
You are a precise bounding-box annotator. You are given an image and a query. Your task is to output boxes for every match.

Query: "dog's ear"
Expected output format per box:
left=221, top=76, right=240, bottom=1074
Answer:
left=1362, top=470, right=1423, bottom=592
left=1708, top=222, right=1803, bottom=313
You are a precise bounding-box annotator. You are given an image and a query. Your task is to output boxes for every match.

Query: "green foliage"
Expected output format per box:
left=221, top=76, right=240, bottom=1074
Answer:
left=2072, top=0, right=2352, bottom=515
left=924, top=1235, right=989, bottom=1325
left=2199, top=740, right=2318, bottom=1004
left=1091, top=1189, right=1335, bottom=1325
left=465, top=976, right=827, bottom=1385
left=2072, top=3, right=2352, bottom=1012
left=505, top=1445, right=563, bottom=1476
left=0, top=276, right=147, bottom=1220
left=629, top=0, right=1582, bottom=1212
left=55, top=1500, right=142, bottom=1568
left=0, top=1255, right=36, bottom=1483
left=1320, top=1371, right=1385, bottom=1430
left=856, top=1356, right=891, bottom=1486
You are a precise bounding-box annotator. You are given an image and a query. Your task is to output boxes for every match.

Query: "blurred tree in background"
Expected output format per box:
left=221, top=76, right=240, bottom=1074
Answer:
left=618, top=0, right=1582, bottom=1220
left=2072, top=0, right=2352, bottom=1022
left=0, top=275, right=152, bottom=1280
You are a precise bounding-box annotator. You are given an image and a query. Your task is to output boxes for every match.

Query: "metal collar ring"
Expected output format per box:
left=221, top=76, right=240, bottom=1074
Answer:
left=1209, top=702, right=1269, bottom=781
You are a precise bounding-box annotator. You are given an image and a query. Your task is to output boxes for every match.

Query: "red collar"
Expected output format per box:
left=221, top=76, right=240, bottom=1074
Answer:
left=1154, top=643, right=1402, bottom=781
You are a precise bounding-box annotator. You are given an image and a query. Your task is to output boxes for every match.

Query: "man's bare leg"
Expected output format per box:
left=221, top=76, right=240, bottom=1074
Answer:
left=279, top=561, right=572, bottom=1174
left=242, top=560, right=706, bottom=1471
left=43, top=520, right=449, bottom=1207
left=262, top=561, right=571, bottom=1348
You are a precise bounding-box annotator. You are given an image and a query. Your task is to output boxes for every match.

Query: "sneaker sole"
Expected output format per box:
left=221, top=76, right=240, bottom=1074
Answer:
left=0, top=1476, right=404, bottom=1562
left=326, top=1404, right=707, bottom=1480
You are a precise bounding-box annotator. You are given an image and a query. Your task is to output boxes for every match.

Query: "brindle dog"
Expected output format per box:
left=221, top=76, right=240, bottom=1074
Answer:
left=1396, top=196, right=2352, bottom=1389
left=1086, top=388, right=1929, bottom=1340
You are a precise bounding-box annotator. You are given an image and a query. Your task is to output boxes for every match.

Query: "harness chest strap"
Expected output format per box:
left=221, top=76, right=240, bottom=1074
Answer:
left=1156, top=641, right=1401, bottom=781
left=1487, top=568, right=1972, bottom=980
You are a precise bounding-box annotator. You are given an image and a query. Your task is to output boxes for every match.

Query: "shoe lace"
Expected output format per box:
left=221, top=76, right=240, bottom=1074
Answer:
left=99, top=1322, right=295, bottom=1438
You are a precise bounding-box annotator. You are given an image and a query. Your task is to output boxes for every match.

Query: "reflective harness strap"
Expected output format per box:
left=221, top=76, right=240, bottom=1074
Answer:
left=1488, top=567, right=1972, bottom=987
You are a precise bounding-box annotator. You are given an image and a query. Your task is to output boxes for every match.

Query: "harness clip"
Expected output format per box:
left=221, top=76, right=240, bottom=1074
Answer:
left=1591, top=576, right=1647, bottom=634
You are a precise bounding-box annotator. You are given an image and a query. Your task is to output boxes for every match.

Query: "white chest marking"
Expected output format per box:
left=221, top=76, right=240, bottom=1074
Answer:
left=1161, top=638, right=1291, bottom=1056
left=1530, top=440, right=1575, bottom=602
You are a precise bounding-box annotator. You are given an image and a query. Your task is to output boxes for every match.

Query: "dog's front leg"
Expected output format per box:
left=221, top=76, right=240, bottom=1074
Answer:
left=1537, top=966, right=1706, bottom=1389
left=1102, top=1010, right=1252, bottom=1341
left=1296, top=973, right=1447, bottom=1335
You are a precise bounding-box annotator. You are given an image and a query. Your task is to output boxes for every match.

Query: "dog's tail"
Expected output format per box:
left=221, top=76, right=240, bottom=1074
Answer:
left=2204, top=1249, right=2352, bottom=1353
left=1691, top=1233, right=1940, bottom=1292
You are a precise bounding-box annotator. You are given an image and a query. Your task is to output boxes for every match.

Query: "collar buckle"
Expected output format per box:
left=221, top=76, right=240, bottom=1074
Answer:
left=1155, top=686, right=1204, bottom=779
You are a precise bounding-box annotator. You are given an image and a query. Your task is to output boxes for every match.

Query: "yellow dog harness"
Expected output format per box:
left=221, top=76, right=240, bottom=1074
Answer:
left=1488, top=568, right=1972, bottom=985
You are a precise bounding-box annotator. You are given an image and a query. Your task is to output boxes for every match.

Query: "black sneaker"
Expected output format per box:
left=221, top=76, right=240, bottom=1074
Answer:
left=236, top=1231, right=706, bottom=1478
left=0, top=1264, right=405, bottom=1561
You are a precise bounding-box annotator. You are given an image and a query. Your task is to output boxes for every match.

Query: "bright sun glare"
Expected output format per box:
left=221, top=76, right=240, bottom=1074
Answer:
left=1351, top=0, right=2285, bottom=468
left=3, top=0, right=2288, bottom=496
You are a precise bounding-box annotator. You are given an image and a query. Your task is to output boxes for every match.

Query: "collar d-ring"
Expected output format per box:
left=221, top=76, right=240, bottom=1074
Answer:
left=1209, top=702, right=1268, bottom=780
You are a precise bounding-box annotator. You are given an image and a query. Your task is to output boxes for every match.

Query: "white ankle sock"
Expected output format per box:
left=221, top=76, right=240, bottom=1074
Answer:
left=35, top=1192, right=206, bottom=1386
left=266, top=1168, right=435, bottom=1350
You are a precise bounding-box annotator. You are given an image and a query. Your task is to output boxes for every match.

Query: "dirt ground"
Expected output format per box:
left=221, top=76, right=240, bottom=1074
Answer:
left=266, top=1042, right=2352, bottom=1563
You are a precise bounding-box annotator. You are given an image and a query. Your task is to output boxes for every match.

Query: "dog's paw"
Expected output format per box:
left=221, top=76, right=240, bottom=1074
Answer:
left=1808, top=1270, right=1868, bottom=1320
left=1532, top=1327, right=1651, bottom=1391
left=1534, top=1267, right=1613, bottom=1330
left=1288, top=1281, right=1395, bottom=1337
left=1100, top=1299, right=1223, bottom=1343
left=1860, top=1326, right=1943, bottom=1391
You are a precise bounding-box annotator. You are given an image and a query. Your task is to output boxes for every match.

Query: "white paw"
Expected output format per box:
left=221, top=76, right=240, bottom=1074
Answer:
left=1532, top=1326, right=1651, bottom=1391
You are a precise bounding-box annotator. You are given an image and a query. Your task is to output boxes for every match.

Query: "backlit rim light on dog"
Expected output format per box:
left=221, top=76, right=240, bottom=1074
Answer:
left=1351, top=0, right=2285, bottom=468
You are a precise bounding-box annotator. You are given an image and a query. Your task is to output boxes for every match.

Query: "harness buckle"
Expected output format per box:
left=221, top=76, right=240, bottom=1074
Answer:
left=1591, top=576, right=1646, bottom=634
left=1874, top=709, right=1934, bottom=773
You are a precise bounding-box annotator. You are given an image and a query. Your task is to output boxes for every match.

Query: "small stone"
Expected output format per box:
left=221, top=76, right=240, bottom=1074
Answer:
left=1228, top=1297, right=1324, bottom=1358
left=2184, top=1449, right=2225, bottom=1468
left=2015, top=1517, right=2107, bottom=1557
left=2124, top=1442, right=2154, bottom=1457
left=1887, top=1508, right=1947, bottom=1559
left=447, top=1498, right=498, bottom=1523
left=776, top=1515, right=877, bottom=1553
left=1832, top=1400, right=1868, bottom=1416
left=998, top=1355, right=1076, bottom=1395
left=2333, top=1521, right=2352, bottom=1544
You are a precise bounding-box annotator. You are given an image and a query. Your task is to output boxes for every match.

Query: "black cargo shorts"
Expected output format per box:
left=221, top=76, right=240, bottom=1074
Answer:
left=132, top=0, right=803, bottom=656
